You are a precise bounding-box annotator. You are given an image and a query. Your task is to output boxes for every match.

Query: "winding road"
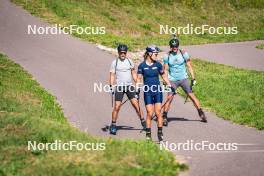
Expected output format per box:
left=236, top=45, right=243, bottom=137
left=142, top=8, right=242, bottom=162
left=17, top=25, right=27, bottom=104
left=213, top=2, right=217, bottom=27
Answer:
left=0, top=0, right=264, bottom=175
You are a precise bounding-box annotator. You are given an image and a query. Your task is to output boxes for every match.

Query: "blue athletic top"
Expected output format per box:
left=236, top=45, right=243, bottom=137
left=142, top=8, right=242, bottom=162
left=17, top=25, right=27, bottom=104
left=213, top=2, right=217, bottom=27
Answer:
left=137, top=60, right=164, bottom=95
left=163, top=50, right=190, bottom=81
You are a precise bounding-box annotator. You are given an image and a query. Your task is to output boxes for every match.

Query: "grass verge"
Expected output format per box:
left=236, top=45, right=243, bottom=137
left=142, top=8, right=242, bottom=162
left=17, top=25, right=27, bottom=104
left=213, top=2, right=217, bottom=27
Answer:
left=182, top=59, right=264, bottom=130
left=12, top=0, right=264, bottom=50
left=256, top=43, right=264, bottom=49
left=0, top=53, right=187, bottom=176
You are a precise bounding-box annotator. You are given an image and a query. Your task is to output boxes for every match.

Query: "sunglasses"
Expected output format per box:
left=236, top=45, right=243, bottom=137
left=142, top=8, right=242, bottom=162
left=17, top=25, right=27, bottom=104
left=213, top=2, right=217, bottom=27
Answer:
left=119, top=52, right=127, bottom=55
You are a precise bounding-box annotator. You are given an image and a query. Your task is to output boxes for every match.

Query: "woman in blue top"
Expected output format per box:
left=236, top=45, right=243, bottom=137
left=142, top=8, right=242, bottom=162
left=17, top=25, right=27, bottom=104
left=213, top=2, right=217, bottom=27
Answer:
left=136, top=45, right=173, bottom=142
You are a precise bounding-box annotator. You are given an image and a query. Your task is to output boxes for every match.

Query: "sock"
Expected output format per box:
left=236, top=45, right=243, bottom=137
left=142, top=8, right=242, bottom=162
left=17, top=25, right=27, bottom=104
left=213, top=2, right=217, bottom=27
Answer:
left=111, top=121, right=116, bottom=126
left=146, top=128, right=151, bottom=134
left=158, top=127, right=163, bottom=134
left=163, top=111, right=168, bottom=118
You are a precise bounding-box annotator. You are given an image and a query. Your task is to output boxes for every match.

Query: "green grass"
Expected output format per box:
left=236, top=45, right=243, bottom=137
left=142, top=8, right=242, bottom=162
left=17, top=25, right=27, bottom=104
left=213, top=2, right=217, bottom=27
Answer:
left=256, top=43, right=264, bottom=49
left=0, top=53, right=187, bottom=176
left=185, top=59, right=264, bottom=130
left=12, top=0, right=264, bottom=50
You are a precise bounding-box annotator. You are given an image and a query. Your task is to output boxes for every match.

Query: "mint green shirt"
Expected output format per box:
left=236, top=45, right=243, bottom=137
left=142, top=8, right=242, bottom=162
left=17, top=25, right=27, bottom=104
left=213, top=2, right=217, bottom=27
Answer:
left=163, top=50, right=190, bottom=81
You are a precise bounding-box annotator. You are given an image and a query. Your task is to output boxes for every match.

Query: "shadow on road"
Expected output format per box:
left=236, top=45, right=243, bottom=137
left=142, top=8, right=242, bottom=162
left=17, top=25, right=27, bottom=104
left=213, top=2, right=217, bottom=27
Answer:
left=168, top=117, right=201, bottom=122
left=101, top=125, right=143, bottom=132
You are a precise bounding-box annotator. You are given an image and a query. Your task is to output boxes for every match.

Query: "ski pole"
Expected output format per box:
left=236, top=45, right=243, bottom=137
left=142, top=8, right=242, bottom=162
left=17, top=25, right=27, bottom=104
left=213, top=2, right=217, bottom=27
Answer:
left=121, top=98, right=129, bottom=106
left=111, top=93, right=114, bottom=107
left=121, top=90, right=140, bottom=106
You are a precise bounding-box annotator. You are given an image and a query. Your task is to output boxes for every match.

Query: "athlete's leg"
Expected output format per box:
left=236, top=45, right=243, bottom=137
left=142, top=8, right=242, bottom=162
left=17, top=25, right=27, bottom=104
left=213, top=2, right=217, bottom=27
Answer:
left=112, top=88, right=124, bottom=122
left=145, top=104, right=154, bottom=139
left=110, top=88, right=124, bottom=134
left=181, top=79, right=207, bottom=122
left=155, top=103, right=164, bottom=142
left=130, top=97, right=146, bottom=129
left=127, top=86, right=144, bottom=120
left=180, top=79, right=200, bottom=108
left=162, top=81, right=178, bottom=126
left=130, top=98, right=143, bottom=118
left=110, top=101, right=122, bottom=134
left=163, top=94, right=175, bottom=113
left=188, top=93, right=200, bottom=109
left=126, top=85, right=146, bottom=129
left=163, top=80, right=178, bottom=114
left=154, top=93, right=164, bottom=142
left=112, top=101, right=122, bottom=122
left=146, top=104, right=154, bottom=128
left=188, top=93, right=207, bottom=122
left=154, top=103, right=162, bottom=127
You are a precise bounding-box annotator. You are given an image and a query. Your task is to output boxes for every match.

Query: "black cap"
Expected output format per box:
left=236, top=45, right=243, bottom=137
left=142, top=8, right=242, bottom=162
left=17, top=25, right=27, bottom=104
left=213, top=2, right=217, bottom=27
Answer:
left=169, top=38, right=179, bottom=48
left=117, top=44, right=128, bottom=52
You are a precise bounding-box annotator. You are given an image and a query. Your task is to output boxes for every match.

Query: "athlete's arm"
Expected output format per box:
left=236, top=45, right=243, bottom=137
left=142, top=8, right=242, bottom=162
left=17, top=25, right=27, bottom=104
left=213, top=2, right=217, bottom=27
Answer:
left=163, top=63, right=169, bottom=76
left=109, top=60, right=116, bottom=86
left=136, top=73, right=142, bottom=84
left=109, top=72, right=115, bottom=86
left=161, top=72, right=171, bottom=86
left=131, top=69, right=137, bottom=83
left=136, top=73, right=143, bottom=91
left=159, top=64, right=171, bottom=86
left=157, top=61, right=170, bottom=86
left=186, top=59, right=195, bottom=79
left=136, top=63, right=144, bottom=89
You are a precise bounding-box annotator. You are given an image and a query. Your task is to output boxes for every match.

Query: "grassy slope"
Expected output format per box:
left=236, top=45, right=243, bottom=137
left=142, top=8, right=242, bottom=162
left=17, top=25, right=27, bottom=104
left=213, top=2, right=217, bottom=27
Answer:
left=12, top=0, right=264, bottom=50
left=0, top=53, right=186, bottom=176
left=191, top=59, right=264, bottom=130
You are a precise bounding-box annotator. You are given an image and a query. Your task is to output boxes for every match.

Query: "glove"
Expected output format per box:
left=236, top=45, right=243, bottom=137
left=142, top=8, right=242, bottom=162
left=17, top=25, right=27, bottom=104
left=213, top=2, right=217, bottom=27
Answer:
left=168, top=85, right=176, bottom=94
left=136, top=88, right=140, bottom=95
left=191, top=79, right=197, bottom=87
left=135, top=87, right=140, bottom=100
left=110, top=85, right=115, bottom=95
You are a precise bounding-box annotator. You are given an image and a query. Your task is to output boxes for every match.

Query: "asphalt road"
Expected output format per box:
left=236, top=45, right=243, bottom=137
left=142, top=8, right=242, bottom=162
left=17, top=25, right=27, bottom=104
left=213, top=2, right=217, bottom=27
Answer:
left=0, top=1, right=264, bottom=175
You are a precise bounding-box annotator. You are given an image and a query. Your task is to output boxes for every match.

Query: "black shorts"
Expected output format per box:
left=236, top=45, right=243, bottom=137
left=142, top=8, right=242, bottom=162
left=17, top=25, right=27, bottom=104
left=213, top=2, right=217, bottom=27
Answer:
left=115, top=85, right=137, bottom=102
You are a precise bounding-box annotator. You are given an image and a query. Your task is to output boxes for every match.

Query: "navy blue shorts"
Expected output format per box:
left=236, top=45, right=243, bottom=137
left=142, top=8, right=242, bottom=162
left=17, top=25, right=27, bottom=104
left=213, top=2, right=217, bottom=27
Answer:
left=144, top=93, right=163, bottom=105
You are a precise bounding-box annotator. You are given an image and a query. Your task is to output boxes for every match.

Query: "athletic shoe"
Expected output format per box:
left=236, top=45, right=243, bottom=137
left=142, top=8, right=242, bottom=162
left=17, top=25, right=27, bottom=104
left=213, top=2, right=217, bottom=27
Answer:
left=158, top=132, right=164, bottom=142
left=109, top=124, right=117, bottom=135
left=198, top=108, right=207, bottom=123
left=146, top=132, right=152, bottom=141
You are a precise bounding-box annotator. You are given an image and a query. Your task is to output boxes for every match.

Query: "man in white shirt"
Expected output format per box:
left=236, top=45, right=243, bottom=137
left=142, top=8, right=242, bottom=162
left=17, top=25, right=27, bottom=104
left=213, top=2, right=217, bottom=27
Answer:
left=109, top=44, right=145, bottom=135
